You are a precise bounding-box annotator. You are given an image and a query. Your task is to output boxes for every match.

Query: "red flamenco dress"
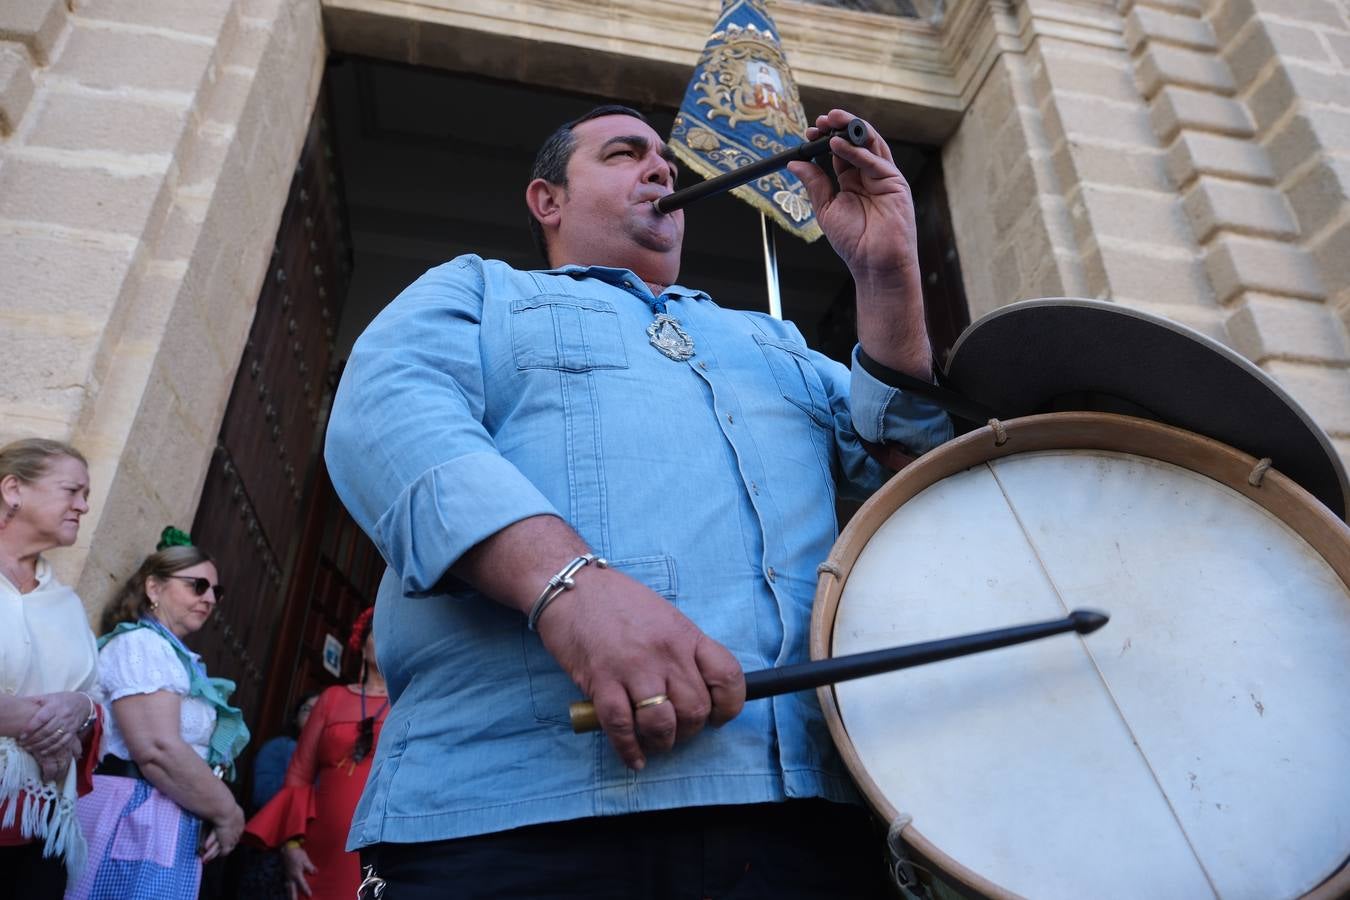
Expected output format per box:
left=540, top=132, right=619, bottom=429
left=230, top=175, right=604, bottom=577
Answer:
left=243, top=685, right=388, bottom=900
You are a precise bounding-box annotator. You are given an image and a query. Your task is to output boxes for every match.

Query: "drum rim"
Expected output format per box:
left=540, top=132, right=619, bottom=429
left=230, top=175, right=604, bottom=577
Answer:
left=811, top=411, right=1350, bottom=899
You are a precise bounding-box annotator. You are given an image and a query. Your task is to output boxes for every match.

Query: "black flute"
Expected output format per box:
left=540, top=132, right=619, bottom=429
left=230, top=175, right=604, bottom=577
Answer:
left=654, top=118, right=870, bottom=215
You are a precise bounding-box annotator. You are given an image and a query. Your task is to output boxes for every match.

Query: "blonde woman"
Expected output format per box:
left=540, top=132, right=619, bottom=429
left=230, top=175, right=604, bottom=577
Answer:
left=0, top=439, right=100, bottom=898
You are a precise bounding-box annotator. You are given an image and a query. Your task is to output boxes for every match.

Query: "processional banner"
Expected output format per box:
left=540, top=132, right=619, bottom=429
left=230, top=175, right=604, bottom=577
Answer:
left=669, top=0, right=822, bottom=242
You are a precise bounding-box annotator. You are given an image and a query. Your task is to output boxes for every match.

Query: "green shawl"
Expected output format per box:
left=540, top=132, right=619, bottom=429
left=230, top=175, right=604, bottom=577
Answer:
left=99, top=620, right=250, bottom=780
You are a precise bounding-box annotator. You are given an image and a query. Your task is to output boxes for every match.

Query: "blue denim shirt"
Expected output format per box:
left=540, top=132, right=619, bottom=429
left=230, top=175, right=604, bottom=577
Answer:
left=325, top=255, right=952, bottom=848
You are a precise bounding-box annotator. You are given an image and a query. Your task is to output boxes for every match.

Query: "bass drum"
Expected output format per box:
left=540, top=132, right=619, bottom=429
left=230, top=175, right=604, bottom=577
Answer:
left=811, top=412, right=1350, bottom=900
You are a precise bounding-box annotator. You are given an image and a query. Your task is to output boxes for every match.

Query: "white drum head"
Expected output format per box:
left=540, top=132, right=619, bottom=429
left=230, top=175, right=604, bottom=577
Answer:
left=814, top=414, right=1350, bottom=900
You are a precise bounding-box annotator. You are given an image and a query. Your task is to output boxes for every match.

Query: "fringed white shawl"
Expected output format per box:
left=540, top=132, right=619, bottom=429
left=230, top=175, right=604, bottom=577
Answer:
left=0, top=557, right=99, bottom=876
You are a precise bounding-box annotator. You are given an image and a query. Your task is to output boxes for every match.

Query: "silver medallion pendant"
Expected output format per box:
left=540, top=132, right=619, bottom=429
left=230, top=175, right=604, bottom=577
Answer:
left=647, top=313, right=695, bottom=362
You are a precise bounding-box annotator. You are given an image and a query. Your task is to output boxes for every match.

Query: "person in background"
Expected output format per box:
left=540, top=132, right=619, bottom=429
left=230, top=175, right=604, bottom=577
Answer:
left=253, top=692, right=320, bottom=812
left=66, top=527, right=250, bottom=899
left=244, top=607, right=388, bottom=900
left=0, top=439, right=100, bottom=898
left=235, top=691, right=321, bottom=900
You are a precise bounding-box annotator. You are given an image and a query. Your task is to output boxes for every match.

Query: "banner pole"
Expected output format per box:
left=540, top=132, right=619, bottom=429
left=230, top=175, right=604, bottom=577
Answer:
left=760, top=213, right=783, bottom=320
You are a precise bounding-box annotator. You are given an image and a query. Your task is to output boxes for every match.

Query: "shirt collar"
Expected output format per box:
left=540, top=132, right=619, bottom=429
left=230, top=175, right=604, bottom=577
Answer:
left=536, top=263, right=711, bottom=303
left=0, top=556, right=53, bottom=596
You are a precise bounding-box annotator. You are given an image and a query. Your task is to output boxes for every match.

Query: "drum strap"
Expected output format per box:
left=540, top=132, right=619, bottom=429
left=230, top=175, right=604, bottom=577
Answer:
left=856, top=348, right=997, bottom=425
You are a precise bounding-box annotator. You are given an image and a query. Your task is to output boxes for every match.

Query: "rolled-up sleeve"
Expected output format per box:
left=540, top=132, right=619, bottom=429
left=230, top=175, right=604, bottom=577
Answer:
left=325, top=256, right=558, bottom=596
left=848, top=344, right=953, bottom=452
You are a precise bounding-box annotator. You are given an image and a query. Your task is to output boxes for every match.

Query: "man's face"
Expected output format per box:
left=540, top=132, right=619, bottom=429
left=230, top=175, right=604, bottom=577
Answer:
left=547, top=115, right=685, bottom=286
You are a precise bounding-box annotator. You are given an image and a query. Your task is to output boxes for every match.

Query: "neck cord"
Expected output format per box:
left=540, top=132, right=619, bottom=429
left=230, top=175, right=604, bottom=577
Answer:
left=359, top=681, right=388, bottom=720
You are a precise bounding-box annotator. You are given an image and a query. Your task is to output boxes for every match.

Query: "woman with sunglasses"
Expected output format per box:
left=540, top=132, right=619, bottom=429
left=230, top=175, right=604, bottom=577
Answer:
left=0, top=438, right=100, bottom=899
left=243, top=606, right=388, bottom=900
left=66, top=528, right=249, bottom=899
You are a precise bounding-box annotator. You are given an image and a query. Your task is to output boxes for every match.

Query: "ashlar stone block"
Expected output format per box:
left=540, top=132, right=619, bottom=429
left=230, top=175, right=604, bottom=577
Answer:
left=1086, top=238, right=1214, bottom=306
left=1072, top=183, right=1195, bottom=246
left=0, top=230, right=133, bottom=320
left=1122, top=0, right=1204, bottom=16
left=1226, top=292, right=1350, bottom=364
left=1222, top=22, right=1329, bottom=93
left=1311, top=219, right=1350, bottom=309
left=1149, top=85, right=1255, bottom=141
left=26, top=90, right=191, bottom=157
left=1327, top=32, right=1350, bottom=69
left=0, top=311, right=101, bottom=417
left=1244, top=65, right=1300, bottom=137
left=1182, top=176, right=1298, bottom=241
left=1033, top=42, right=1141, bottom=105
left=1250, top=0, right=1349, bottom=31
left=0, top=0, right=66, bottom=64
left=1285, top=157, right=1350, bottom=237
left=1124, top=6, right=1216, bottom=54
left=1165, top=131, right=1273, bottom=188
left=1054, top=138, right=1171, bottom=192
left=0, top=42, right=35, bottom=135
left=1047, top=92, right=1159, bottom=147
left=1206, top=233, right=1325, bottom=301
left=0, top=156, right=166, bottom=237
left=1263, top=108, right=1350, bottom=178
left=49, top=23, right=213, bottom=95
left=1135, top=43, right=1237, bottom=99
left=1263, top=360, right=1350, bottom=436
left=73, top=0, right=234, bottom=38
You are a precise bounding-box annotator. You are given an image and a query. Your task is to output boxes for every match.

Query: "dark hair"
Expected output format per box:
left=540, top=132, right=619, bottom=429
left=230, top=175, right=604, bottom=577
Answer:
left=290, top=690, right=321, bottom=737
left=352, top=713, right=378, bottom=765
left=101, top=544, right=215, bottom=635
left=526, top=104, right=649, bottom=266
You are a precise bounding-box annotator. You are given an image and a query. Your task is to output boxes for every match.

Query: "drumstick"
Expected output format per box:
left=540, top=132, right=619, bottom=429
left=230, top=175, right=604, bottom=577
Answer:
left=567, top=608, right=1109, bottom=733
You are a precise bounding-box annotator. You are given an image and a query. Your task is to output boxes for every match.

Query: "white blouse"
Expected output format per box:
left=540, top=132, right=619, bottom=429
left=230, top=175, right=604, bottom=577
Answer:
left=98, top=627, right=216, bottom=761
left=0, top=558, right=99, bottom=873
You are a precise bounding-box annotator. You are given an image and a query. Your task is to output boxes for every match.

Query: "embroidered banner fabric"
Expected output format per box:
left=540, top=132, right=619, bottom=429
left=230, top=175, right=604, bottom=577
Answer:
left=670, top=0, right=822, bottom=242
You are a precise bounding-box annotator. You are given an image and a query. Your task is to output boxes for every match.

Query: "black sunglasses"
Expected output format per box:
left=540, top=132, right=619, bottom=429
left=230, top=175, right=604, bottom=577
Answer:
left=169, top=575, right=225, bottom=601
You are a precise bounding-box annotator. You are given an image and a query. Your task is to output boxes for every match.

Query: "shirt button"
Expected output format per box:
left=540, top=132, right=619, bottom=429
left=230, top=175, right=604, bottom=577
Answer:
left=766, top=566, right=776, bottom=582
left=726, top=413, right=734, bottom=424
left=699, top=361, right=708, bottom=371
left=750, top=482, right=759, bottom=495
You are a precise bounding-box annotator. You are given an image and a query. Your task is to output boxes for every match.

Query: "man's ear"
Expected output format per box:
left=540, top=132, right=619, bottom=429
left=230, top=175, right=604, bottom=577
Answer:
left=525, top=178, right=565, bottom=230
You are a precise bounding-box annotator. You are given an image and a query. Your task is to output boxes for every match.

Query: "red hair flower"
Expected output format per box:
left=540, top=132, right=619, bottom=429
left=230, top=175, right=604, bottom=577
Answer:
left=347, top=606, right=376, bottom=656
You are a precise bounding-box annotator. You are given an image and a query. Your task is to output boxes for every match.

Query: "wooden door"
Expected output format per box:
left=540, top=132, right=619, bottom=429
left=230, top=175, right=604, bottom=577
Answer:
left=187, top=84, right=357, bottom=746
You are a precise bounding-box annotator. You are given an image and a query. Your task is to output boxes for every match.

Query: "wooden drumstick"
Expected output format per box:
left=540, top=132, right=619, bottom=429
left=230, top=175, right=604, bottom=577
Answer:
left=567, top=609, right=1109, bottom=733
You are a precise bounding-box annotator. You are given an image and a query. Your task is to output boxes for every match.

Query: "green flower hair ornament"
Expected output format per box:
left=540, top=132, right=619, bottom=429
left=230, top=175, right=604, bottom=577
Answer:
left=157, top=525, right=194, bottom=551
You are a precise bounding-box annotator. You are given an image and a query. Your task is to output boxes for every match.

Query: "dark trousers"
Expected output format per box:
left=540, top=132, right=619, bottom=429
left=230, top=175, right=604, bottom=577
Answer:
left=0, top=840, right=66, bottom=900
left=358, top=800, right=895, bottom=899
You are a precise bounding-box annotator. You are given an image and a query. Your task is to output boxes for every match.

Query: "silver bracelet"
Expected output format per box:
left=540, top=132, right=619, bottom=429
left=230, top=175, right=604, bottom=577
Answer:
left=77, top=691, right=97, bottom=731
left=526, top=553, right=608, bottom=631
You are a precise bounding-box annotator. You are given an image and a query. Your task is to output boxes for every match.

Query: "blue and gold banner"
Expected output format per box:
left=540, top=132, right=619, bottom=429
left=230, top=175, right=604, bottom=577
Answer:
left=670, top=0, right=822, bottom=242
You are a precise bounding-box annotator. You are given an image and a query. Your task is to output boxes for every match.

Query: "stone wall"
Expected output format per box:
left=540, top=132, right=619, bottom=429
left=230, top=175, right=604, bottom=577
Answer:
left=2, top=0, right=1346, bottom=611
left=0, top=0, right=324, bottom=612
left=940, top=0, right=1350, bottom=471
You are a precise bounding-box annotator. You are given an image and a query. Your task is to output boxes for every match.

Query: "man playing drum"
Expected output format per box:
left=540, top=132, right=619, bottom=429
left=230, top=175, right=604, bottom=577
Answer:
left=324, top=104, right=951, bottom=898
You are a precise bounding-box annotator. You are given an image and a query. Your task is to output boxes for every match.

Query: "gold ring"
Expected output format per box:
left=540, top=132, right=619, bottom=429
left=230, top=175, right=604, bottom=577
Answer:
left=633, top=694, right=669, bottom=711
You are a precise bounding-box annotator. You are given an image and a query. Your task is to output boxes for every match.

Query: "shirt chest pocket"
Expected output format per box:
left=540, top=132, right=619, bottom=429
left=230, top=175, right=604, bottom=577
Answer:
left=754, top=336, right=833, bottom=429
left=511, top=294, right=629, bottom=372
